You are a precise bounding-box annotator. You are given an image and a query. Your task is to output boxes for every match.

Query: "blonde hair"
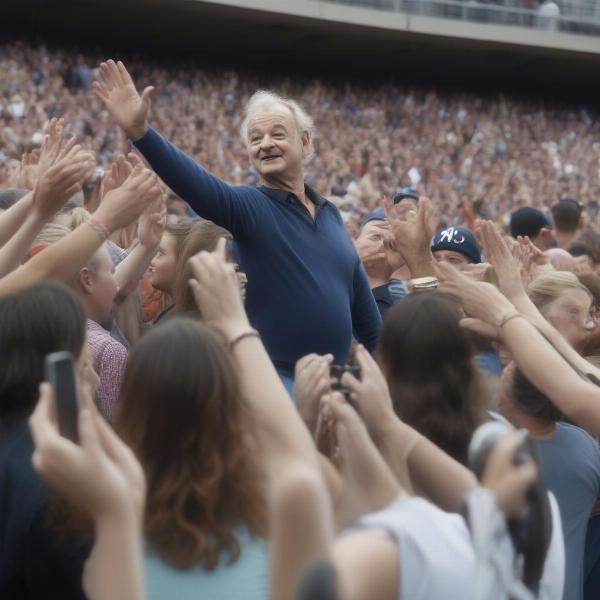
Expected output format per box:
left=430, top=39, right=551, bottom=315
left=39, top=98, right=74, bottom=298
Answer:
left=239, top=90, right=315, bottom=160
left=528, top=271, right=592, bottom=312
left=33, top=223, right=71, bottom=246
left=69, top=207, right=91, bottom=229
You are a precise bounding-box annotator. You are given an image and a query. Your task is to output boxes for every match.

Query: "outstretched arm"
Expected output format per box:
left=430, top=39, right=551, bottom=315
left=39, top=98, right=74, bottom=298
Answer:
left=94, top=60, right=258, bottom=239
left=0, top=165, right=163, bottom=298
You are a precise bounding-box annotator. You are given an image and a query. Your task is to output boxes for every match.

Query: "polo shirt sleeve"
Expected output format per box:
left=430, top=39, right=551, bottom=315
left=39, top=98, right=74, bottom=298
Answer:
left=351, top=260, right=382, bottom=352
left=134, top=128, right=258, bottom=239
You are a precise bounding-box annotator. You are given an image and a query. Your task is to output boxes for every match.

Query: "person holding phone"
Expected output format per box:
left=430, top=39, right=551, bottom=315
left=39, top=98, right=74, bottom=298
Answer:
left=0, top=282, right=90, bottom=599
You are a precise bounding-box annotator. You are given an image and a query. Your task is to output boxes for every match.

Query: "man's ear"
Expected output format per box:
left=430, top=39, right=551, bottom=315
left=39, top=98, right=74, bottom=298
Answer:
left=78, top=267, right=94, bottom=295
left=301, top=131, right=311, bottom=159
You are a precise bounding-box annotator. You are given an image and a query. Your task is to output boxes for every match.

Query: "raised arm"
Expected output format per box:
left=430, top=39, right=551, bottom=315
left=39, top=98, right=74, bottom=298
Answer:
left=437, top=260, right=600, bottom=437
left=114, top=196, right=166, bottom=301
left=0, top=146, right=95, bottom=278
left=188, top=239, right=320, bottom=474
left=94, top=60, right=258, bottom=238
left=342, top=345, right=477, bottom=511
left=479, top=219, right=600, bottom=381
left=0, top=165, right=162, bottom=297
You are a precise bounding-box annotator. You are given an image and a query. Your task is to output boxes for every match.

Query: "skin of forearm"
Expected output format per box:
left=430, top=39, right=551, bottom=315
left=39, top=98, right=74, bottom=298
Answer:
left=0, top=222, right=103, bottom=298
left=231, top=334, right=320, bottom=471
left=510, top=290, right=600, bottom=380
left=0, top=211, right=47, bottom=278
left=0, top=192, right=33, bottom=247
left=377, top=418, right=476, bottom=512
left=86, top=511, right=144, bottom=600
left=114, top=242, right=157, bottom=300
left=500, top=317, right=598, bottom=431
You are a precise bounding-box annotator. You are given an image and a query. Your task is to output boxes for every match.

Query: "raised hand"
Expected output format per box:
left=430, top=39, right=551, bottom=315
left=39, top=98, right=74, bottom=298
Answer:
left=187, top=237, right=249, bottom=339
left=339, top=344, right=396, bottom=437
left=138, top=193, right=167, bottom=249
left=29, top=383, right=146, bottom=522
left=99, top=155, right=133, bottom=202
left=383, top=195, right=437, bottom=277
left=94, top=164, right=163, bottom=233
left=321, top=391, right=400, bottom=514
left=477, top=220, right=525, bottom=301
left=32, top=145, right=95, bottom=220
left=93, top=60, right=154, bottom=141
left=435, top=260, right=518, bottom=329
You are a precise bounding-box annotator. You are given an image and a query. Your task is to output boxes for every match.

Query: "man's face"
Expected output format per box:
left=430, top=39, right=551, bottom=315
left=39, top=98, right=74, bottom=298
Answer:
left=88, top=247, right=119, bottom=324
left=246, top=106, right=308, bottom=181
left=433, top=250, right=473, bottom=268
left=149, top=233, right=177, bottom=294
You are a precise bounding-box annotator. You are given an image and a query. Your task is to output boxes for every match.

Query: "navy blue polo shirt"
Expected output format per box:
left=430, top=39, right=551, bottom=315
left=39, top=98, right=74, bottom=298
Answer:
left=135, top=128, right=381, bottom=375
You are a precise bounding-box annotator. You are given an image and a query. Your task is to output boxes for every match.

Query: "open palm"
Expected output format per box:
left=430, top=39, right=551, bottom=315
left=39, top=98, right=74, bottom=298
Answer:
left=93, top=59, right=154, bottom=141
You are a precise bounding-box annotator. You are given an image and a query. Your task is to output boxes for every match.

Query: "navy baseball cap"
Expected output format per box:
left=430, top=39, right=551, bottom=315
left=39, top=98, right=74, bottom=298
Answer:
left=431, top=226, right=481, bottom=264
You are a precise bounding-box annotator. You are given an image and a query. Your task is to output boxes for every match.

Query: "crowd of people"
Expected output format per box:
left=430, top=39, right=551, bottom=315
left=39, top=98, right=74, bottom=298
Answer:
left=3, top=41, right=600, bottom=238
left=1, top=39, right=600, bottom=600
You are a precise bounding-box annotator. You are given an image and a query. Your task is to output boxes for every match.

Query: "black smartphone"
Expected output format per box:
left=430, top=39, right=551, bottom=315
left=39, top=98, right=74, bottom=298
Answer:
left=45, top=351, right=79, bottom=443
left=330, top=364, right=361, bottom=402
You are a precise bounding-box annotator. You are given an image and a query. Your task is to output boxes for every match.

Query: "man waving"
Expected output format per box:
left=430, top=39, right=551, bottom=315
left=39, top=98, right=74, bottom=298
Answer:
left=94, top=60, right=381, bottom=392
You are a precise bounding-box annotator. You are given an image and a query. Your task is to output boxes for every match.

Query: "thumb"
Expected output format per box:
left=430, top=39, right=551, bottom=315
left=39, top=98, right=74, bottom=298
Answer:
left=141, top=86, right=155, bottom=106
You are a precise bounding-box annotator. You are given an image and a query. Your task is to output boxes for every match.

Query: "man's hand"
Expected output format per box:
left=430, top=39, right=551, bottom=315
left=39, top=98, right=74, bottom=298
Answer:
left=93, top=59, right=154, bottom=141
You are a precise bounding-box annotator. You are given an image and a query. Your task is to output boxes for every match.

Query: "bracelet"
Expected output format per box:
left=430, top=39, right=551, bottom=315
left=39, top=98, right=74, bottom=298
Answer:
left=409, top=276, right=439, bottom=291
left=498, top=312, right=522, bottom=328
left=88, top=217, right=111, bottom=241
left=229, top=329, right=260, bottom=351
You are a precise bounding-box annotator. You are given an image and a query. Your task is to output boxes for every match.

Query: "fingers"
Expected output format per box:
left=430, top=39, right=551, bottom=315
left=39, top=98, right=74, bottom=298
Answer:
left=215, top=236, right=227, bottom=262
left=29, top=383, right=57, bottom=449
left=92, top=80, right=109, bottom=103
left=78, top=408, right=102, bottom=459
left=141, top=86, right=155, bottom=107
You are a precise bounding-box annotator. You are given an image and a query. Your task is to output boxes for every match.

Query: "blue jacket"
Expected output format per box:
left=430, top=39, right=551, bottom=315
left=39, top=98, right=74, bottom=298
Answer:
left=135, top=129, right=381, bottom=374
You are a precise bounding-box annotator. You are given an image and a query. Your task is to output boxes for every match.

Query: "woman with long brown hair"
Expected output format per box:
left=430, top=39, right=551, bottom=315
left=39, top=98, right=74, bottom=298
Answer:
left=378, top=292, right=489, bottom=465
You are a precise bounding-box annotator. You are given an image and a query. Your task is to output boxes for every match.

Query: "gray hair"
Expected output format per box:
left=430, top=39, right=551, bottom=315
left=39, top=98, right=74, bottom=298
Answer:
left=239, top=90, right=315, bottom=160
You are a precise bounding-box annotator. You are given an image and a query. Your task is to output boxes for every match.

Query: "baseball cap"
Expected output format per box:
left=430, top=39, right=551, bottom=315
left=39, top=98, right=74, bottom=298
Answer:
left=393, top=187, right=419, bottom=204
left=510, top=207, right=551, bottom=238
left=431, top=226, right=481, bottom=264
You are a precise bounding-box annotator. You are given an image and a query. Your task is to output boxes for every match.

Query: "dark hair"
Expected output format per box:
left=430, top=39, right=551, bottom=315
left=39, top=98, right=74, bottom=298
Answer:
left=378, top=292, right=488, bottom=465
left=0, top=187, right=29, bottom=210
left=172, top=220, right=232, bottom=316
left=571, top=229, right=600, bottom=264
left=115, top=317, right=265, bottom=570
left=512, top=368, right=564, bottom=424
left=552, top=198, right=582, bottom=233
left=0, top=282, right=86, bottom=425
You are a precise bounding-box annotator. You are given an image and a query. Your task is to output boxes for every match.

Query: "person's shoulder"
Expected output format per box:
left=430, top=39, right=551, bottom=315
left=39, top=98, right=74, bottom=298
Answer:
left=555, top=421, right=599, bottom=451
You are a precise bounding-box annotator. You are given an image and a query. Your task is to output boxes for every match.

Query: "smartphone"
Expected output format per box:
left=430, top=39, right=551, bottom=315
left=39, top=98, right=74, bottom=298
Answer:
left=330, top=364, right=361, bottom=404
left=45, top=351, right=79, bottom=443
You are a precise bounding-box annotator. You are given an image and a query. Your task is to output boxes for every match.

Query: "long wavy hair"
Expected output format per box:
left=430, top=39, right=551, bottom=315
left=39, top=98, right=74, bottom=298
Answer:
left=378, top=292, right=488, bottom=465
left=115, top=317, right=265, bottom=570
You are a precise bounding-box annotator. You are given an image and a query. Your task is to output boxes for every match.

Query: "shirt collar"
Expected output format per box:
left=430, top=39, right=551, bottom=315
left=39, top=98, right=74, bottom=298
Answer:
left=259, top=184, right=327, bottom=208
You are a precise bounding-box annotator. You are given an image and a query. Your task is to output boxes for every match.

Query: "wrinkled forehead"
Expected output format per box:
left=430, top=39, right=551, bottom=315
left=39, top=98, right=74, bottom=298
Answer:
left=246, top=105, right=296, bottom=134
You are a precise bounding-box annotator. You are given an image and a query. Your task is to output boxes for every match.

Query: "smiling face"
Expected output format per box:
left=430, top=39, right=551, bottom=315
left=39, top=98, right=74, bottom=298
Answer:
left=541, top=287, right=595, bottom=349
left=149, top=233, right=177, bottom=294
left=246, top=105, right=309, bottom=182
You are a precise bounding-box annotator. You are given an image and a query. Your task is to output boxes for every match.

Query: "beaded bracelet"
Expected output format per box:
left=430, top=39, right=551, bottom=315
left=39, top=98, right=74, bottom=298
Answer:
left=88, top=217, right=111, bottom=241
left=229, top=329, right=260, bottom=351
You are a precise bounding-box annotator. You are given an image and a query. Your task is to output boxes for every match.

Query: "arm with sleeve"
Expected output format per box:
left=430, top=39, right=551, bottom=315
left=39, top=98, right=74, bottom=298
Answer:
left=134, top=128, right=258, bottom=239
left=351, top=260, right=382, bottom=352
